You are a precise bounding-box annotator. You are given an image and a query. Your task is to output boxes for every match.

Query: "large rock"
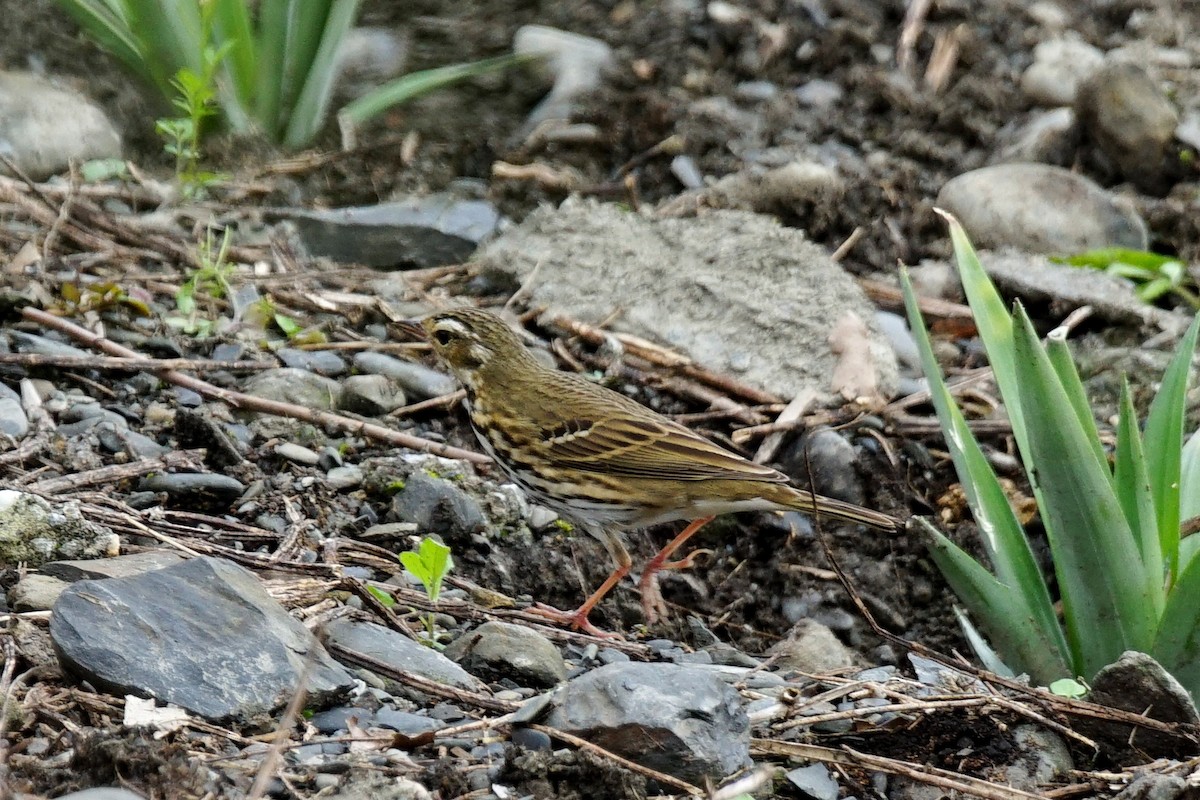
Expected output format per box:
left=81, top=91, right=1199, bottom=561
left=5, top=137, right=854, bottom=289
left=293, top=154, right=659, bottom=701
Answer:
left=444, top=620, right=567, bottom=688
left=522, top=661, right=750, bottom=783
left=472, top=199, right=898, bottom=403
left=0, top=71, right=122, bottom=179
left=937, top=163, right=1147, bottom=254
left=50, top=557, right=354, bottom=721
left=325, top=618, right=484, bottom=691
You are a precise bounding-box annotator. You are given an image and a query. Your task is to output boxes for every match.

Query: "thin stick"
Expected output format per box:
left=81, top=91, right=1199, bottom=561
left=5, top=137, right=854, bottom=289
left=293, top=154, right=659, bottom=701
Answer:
left=20, top=307, right=490, bottom=465
left=529, top=724, right=705, bottom=796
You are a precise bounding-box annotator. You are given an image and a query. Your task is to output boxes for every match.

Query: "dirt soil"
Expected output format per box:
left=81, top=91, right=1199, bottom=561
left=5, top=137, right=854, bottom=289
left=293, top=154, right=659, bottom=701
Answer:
left=2, top=0, right=1200, bottom=798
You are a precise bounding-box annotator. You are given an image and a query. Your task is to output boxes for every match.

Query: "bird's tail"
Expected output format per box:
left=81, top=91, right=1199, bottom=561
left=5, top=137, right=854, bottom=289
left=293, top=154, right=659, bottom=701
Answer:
left=769, top=484, right=902, bottom=531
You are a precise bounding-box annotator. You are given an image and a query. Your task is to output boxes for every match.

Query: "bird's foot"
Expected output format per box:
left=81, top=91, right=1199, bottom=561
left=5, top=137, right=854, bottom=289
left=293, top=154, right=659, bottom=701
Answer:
left=528, top=602, right=623, bottom=639
left=638, top=547, right=714, bottom=624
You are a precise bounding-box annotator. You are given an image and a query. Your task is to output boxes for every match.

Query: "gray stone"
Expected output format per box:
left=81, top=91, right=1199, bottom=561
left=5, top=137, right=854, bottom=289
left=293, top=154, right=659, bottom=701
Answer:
left=336, top=27, right=410, bottom=95
left=767, top=619, right=861, bottom=673
left=7, top=573, right=69, bottom=611
left=326, top=465, right=364, bottom=490
left=138, top=473, right=246, bottom=510
left=0, top=381, right=28, bottom=438
left=325, top=618, right=483, bottom=691
left=444, top=621, right=567, bottom=688
left=352, top=352, right=457, bottom=399
left=275, top=442, right=321, bottom=466
left=1020, top=37, right=1104, bottom=106
left=0, top=71, right=122, bottom=180
left=390, top=471, right=486, bottom=537
left=994, top=107, right=1078, bottom=165
left=245, top=367, right=343, bottom=410
left=786, top=764, right=839, bottom=800
left=532, top=661, right=750, bottom=783
left=474, top=199, right=898, bottom=402
left=285, top=195, right=502, bottom=269
left=514, top=25, right=614, bottom=128
left=978, top=251, right=1184, bottom=332
left=54, top=789, right=147, bottom=800
left=41, top=551, right=185, bottom=582
left=277, top=347, right=349, bottom=377
left=50, top=557, right=354, bottom=721
left=1076, top=62, right=1179, bottom=190
left=320, top=775, right=433, bottom=800
left=1114, top=773, right=1187, bottom=800
left=0, top=490, right=118, bottom=568
left=340, top=374, right=406, bottom=416
left=1004, top=724, right=1073, bottom=789
left=937, top=163, right=1147, bottom=254
left=780, top=428, right=867, bottom=508
left=1084, top=651, right=1199, bottom=760
left=373, top=707, right=446, bottom=735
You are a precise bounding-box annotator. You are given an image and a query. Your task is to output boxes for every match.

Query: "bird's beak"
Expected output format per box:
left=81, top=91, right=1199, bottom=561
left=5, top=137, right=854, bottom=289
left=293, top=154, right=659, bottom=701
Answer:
left=397, top=319, right=426, bottom=341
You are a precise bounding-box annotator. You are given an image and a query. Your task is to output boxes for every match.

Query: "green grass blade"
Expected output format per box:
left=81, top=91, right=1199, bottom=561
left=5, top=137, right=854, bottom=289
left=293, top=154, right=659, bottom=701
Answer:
left=1152, top=552, right=1200, bottom=700
left=54, top=0, right=153, bottom=87
left=916, top=519, right=1071, bottom=682
left=274, top=0, right=335, bottom=136
left=338, top=53, right=538, bottom=128
left=1012, top=305, right=1156, bottom=671
left=941, top=212, right=1028, bottom=457
left=126, top=0, right=204, bottom=88
left=1114, top=378, right=1164, bottom=614
left=1143, top=315, right=1200, bottom=582
left=209, top=0, right=256, bottom=107
left=1181, top=430, right=1200, bottom=522
left=902, top=269, right=1069, bottom=674
left=1046, top=328, right=1109, bottom=476
left=282, top=0, right=361, bottom=148
left=253, top=0, right=291, bottom=137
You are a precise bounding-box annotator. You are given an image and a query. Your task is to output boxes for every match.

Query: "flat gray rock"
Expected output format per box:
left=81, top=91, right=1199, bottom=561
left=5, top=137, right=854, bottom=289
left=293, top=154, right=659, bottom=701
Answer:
left=474, top=199, right=897, bottom=402
left=50, top=557, right=354, bottom=721
left=325, top=618, right=483, bottom=691
left=527, top=661, right=750, bottom=783
left=41, top=551, right=185, bottom=582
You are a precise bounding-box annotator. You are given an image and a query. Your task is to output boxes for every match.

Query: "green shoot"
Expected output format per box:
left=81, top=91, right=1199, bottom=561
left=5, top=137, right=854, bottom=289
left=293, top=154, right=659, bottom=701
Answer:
left=399, top=536, right=454, bottom=645
left=168, top=226, right=235, bottom=336
left=1055, top=248, right=1200, bottom=309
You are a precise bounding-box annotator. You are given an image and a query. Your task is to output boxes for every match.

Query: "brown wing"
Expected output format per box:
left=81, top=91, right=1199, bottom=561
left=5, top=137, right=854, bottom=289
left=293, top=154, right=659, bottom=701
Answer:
left=533, top=412, right=787, bottom=483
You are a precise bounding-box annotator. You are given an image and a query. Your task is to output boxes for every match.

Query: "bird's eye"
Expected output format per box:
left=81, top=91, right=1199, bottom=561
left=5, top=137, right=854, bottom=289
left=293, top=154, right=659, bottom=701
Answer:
left=433, top=329, right=454, bottom=346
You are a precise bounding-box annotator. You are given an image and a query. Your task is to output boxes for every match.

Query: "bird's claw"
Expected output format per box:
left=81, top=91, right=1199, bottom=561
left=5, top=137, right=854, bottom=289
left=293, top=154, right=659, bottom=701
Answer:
left=527, top=602, right=623, bottom=639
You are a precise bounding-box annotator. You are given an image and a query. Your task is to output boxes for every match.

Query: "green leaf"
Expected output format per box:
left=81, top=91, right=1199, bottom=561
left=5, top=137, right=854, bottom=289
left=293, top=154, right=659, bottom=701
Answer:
left=1153, top=550, right=1200, bottom=698
left=953, top=606, right=1016, bottom=677
left=1012, top=304, right=1156, bottom=671
left=1180, top=429, right=1200, bottom=522
left=916, top=520, right=1071, bottom=682
left=901, top=268, right=1069, bottom=679
left=338, top=53, right=538, bottom=137
left=1143, top=315, right=1200, bottom=581
left=1114, top=378, right=1164, bottom=615
left=283, top=0, right=361, bottom=148
left=366, top=584, right=395, bottom=608
left=942, top=214, right=1027, bottom=456
left=1045, top=328, right=1108, bottom=476
left=399, top=537, right=453, bottom=603
left=1048, top=678, right=1088, bottom=699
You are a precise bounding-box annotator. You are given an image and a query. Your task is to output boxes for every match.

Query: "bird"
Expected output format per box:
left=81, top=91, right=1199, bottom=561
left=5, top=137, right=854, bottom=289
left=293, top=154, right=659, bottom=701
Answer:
left=406, top=307, right=902, bottom=637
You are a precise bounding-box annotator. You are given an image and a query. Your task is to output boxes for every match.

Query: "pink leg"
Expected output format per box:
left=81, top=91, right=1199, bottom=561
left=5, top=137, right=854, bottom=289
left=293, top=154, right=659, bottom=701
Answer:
left=528, top=531, right=632, bottom=639
left=638, top=516, right=716, bottom=624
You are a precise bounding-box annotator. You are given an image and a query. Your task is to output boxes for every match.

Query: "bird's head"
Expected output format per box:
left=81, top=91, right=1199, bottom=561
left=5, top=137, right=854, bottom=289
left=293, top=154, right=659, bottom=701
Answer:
left=413, top=307, right=536, bottom=390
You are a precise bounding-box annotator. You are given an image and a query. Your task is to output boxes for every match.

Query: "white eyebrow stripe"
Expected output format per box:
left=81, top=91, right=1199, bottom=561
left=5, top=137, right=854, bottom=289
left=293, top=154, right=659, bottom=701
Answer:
left=434, top=318, right=469, bottom=335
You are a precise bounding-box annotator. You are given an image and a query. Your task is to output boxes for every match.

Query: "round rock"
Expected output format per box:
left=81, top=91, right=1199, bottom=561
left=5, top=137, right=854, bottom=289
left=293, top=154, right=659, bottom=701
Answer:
left=444, top=621, right=567, bottom=688
left=937, top=163, right=1147, bottom=254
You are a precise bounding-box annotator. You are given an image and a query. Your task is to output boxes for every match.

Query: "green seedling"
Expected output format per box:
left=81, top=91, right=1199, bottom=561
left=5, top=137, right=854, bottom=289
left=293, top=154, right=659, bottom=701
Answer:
left=168, top=226, right=235, bottom=336
left=400, top=536, right=454, bottom=645
left=1055, top=248, right=1200, bottom=309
